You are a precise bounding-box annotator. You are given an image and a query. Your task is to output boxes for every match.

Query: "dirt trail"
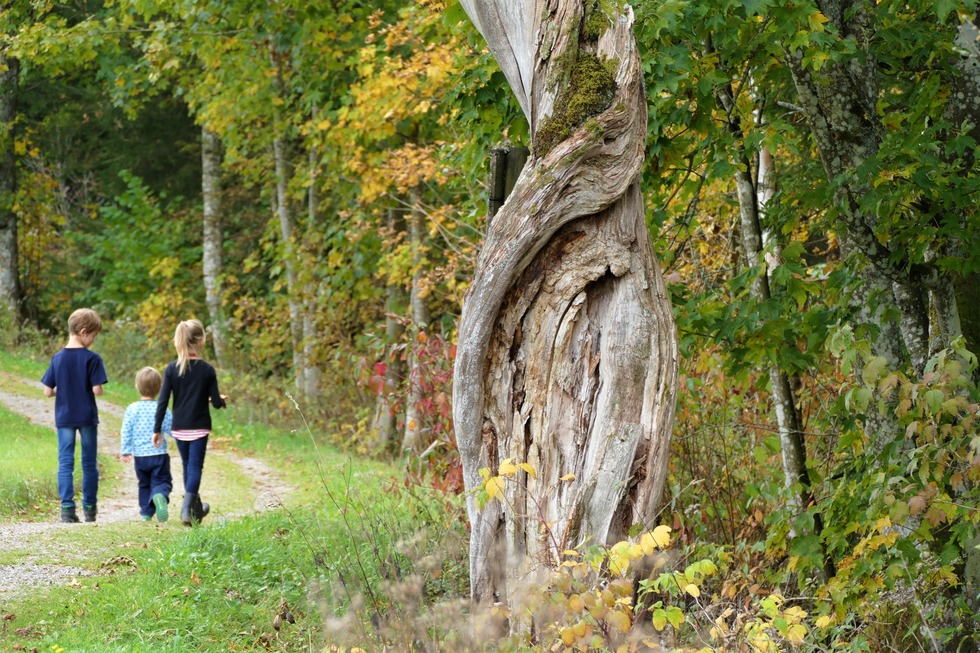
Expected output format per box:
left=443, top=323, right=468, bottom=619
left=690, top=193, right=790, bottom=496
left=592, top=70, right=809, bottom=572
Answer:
left=0, top=377, right=293, bottom=598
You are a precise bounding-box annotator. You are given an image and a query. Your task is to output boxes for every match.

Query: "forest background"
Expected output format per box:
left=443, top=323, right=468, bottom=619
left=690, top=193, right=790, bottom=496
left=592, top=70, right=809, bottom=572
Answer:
left=1, top=0, right=980, bottom=651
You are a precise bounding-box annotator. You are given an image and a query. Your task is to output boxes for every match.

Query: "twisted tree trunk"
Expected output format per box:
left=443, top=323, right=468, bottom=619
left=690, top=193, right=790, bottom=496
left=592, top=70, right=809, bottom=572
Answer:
left=454, top=1, right=678, bottom=604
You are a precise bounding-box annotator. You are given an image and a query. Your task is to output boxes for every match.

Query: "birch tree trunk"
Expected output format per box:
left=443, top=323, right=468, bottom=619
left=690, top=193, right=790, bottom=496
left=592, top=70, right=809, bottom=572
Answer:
left=0, top=53, right=20, bottom=319
left=201, top=126, right=227, bottom=367
left=717, top=81, right=816, bottom=523
left=454, top=1, right=678, bottom=604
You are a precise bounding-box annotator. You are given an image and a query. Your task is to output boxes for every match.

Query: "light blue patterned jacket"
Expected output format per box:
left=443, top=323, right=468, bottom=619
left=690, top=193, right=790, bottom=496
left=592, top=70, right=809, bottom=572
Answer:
left=121, top=400, right=172, bottom=457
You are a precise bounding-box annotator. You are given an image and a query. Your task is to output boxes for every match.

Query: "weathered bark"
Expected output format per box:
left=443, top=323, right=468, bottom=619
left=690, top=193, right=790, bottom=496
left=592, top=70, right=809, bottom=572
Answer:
left=455, top=1, right=678, bottom=604
left=201, top=126, right=227, bottom=368
left=0, top=53, right=20, bottom=319
left=402, top=189, right=430, bottom=454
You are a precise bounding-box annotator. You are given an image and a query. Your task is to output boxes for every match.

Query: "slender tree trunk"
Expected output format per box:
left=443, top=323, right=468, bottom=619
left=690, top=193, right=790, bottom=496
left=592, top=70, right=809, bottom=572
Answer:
left=273, top=135, right=306, bottom=399
left=455, top=1, right=678, bottom=604
left=302, top=130, right=320, bottom=398
left=0, top=54, right=20, bottom=319
left=372, top=205, right=408, bottom=449
left=201, top=126, right=227, bottom=367
left=402, top=188, right=430, bottom=454
left=717, top=83, right=814, bottom=516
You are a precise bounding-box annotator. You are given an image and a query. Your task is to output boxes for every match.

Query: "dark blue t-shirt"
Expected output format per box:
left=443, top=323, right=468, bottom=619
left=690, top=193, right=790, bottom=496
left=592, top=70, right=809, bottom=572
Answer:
left=41, top=348, right=108, bottom=428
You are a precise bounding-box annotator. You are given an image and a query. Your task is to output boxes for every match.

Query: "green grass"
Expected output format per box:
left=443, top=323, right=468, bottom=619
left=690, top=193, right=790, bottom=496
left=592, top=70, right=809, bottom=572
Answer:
left=0, top=405, right=59, bottom=518
left=0, top=349, right=470, bottom=653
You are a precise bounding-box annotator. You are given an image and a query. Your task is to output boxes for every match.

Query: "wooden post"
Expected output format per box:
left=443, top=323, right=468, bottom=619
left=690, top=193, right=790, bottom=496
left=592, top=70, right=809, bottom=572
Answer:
left=488, top=146, right=529, bottom=223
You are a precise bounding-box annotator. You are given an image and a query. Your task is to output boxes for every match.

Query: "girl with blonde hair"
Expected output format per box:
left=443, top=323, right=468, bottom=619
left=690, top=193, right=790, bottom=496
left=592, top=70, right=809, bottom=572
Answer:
left=153, top=319, right=226, bottom=525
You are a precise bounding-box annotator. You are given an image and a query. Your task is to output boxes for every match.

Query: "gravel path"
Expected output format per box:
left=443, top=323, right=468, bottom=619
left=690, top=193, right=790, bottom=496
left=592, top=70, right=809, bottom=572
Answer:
left=0, top=377, right=293, bottom=599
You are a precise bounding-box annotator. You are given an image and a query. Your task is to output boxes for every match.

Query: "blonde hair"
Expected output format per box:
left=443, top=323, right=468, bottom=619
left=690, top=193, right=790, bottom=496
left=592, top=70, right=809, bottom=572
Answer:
left=173, top=319, right=206, bottom=376
left=135, top=366, right=163, bottom=397
left=68, top=308, right=103, bottom=336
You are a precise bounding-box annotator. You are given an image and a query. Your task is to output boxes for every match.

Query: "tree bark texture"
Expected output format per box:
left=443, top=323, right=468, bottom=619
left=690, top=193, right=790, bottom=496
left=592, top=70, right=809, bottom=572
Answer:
left=785, top=2, right=913, bottom=453
left=201, top=126, right=227, bottom=367
left=455, top=1, right=678, bottom=604
left=402, top=189, right=430, bottom=454
left=273, top=135, right=308, bottom=399
left=0, top=54, right=20, bottom=318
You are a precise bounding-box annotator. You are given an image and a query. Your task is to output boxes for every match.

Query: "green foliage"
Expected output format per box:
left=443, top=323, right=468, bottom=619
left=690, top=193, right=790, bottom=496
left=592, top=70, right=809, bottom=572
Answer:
left=72, top=171, right=201, bottom=324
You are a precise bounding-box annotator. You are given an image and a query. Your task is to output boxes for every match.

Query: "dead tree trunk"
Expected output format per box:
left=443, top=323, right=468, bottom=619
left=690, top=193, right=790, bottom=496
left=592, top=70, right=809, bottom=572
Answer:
left=454, top=1, right=679, bottom=604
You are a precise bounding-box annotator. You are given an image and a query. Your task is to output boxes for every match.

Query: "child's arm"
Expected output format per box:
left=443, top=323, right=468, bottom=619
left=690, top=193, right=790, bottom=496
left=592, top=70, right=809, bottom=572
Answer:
left=92, top=384, right=104, bottom=396
left=42, top=385, right=55, bottom=397
left=209, top=373, right=226, bottom=409
left=120, top=410, right=134, bottom=463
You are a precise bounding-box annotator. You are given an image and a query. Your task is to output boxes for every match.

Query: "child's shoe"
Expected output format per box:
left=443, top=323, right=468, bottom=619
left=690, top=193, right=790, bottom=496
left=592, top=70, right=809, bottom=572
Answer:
left=82, top=504, right=97, bottom=522
left=61, top=506, right=79, bottom=523
left=140, top=514, right=152, bottom=521
left=151, top=493, right=169, bottom=522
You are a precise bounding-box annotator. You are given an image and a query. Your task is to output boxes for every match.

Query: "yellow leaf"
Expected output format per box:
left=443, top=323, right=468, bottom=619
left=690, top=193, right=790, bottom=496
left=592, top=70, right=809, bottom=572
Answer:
left=784, top=605, right=807, bottom=622
left=807, top=11, right=829, bottom=31
left=815, top=615, right=833, bottom=628
left=652, top=524, right=672, bottom=549
left=518, top=462, right=537, bottom=478
left=684, top=583, right=700, bottom=598
left=606, top=609, right=631, bottom=633
left=608, top=552, right=630, bottom=576
left=560, top=627, right=575, bottom=645
left=559, top=473, right=576, bottom=481
left=486, top=476, right=505, bottom=500
left=498, top=459, right=518, bottom=476
left=786, top=623, right=807, bottom=644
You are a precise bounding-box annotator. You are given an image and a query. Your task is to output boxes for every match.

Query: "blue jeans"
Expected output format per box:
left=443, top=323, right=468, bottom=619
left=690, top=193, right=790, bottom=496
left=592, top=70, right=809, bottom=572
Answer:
left=57, top=425, right=99, bottom=509
left=175, top=436, right=208, bottom=494
left=134, top=454, right=173, bottom=518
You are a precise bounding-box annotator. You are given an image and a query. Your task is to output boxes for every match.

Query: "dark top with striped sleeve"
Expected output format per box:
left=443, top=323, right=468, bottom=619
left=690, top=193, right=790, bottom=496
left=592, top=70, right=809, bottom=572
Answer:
left=154, top=359, right=225, bottom=433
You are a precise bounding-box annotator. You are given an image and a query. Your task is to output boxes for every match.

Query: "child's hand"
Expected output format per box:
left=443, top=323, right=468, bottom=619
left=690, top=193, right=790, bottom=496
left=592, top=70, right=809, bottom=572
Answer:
left=152, top=432, right=163, bottom=447
left=121, top=454, right=133, bottom=464
left=220, top=394, right=229, bottom=407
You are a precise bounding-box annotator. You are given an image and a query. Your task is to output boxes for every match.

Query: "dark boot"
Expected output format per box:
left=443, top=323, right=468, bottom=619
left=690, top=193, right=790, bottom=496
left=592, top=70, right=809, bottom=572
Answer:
left=181, top=493, right=194, bottom=526
left=192, top=494, right=210, bottom=524
left=83, top=504, right=97, bottom=522
left=61, top=506, right=79, bottom=523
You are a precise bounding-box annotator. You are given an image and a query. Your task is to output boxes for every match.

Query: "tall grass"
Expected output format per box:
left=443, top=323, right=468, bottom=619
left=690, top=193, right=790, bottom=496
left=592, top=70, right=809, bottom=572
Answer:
left=0, top=405, right=59, bottom=516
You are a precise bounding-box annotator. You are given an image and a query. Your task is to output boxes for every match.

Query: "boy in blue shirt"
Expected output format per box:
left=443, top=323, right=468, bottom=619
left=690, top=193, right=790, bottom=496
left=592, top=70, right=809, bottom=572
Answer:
left=41, top=308, right=108, bottom=523
left=121, top=367, right=173, bottom=522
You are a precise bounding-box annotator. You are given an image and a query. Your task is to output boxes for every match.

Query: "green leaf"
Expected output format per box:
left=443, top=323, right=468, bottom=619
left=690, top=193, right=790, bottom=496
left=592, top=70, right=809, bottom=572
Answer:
left=923, top=389, right=945, bottom=415
left=652, top=608, right=667, bottom=631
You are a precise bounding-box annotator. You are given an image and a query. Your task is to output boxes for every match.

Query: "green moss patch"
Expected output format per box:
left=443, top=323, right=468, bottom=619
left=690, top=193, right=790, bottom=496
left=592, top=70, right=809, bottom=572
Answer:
left=534, top=52, right=617, bottom=157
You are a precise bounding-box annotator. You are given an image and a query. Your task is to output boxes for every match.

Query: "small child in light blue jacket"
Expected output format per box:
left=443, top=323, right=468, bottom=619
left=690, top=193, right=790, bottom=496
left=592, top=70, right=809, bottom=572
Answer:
left=121, top=367, right=173, bottom=521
